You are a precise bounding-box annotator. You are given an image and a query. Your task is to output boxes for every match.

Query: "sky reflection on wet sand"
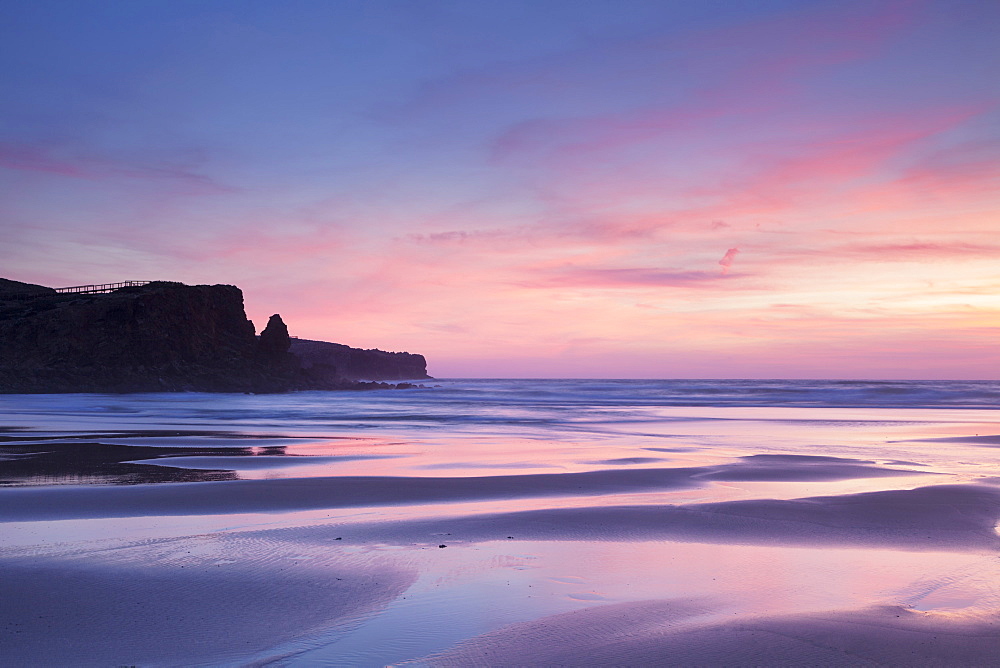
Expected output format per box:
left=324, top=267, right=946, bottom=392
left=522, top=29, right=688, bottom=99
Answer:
left=2, top=383, right=999, bottom=665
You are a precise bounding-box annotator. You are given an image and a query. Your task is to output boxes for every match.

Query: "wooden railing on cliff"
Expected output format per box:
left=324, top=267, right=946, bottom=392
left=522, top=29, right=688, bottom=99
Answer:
left=3, top=281, right=153, bottom=301
left=53, top=281, right=152, bottom=295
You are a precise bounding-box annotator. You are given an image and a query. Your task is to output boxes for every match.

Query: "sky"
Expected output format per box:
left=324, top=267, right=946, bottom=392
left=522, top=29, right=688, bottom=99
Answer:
left=1, top=0, right=998, bottom=379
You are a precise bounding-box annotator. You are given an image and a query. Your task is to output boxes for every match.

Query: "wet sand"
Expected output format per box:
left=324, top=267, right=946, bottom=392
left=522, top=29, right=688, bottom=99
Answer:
left=0, top=456, right=929, bottom=522
left=1, top=549, right=414, bottom=666
left=2, top=392, right=1000, bottom=666
left=423, top=600, right=1000, bottom=666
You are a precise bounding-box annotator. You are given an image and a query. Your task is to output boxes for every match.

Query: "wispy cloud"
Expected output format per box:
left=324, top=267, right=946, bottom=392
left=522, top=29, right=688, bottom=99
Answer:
left=487, top=0, right=922, bottom=166
left=837, top=241, right=1000, bottom=259
left=525, top=267, right=738, bottom=289
left=0, top=141, right=232, bottom=194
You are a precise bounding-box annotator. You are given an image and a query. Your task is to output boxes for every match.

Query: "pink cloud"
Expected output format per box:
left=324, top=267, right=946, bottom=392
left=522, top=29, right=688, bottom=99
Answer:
left=755, top=239, right=1000, bottom=270
left=406, top=229, right=513, bottom=245
left=193, top=226, right=348, bottom=263
left=452, top=4, right=991, bottom=259
left=619, top=105, right=995, bottom=237
left=848, top=136, right=1000, bottom=213
left=0, top=141, right=232, bottom=194
left=523, top=267, right=737, bottom=289
left=718, top=248, right=740, bottom=274
left=439, top=106, right=988, bottom=261
left=489, top=1, right=921, bottom=167
left=0, top=143, right=89, bottom=178
left=839, top=241, right=1000, bottom=259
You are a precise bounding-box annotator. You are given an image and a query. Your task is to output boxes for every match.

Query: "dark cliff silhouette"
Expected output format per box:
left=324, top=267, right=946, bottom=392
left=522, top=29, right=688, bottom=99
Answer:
left=290, top=338, right=429, bottom=381
left=259, top=314, right=292, bottom=360
left=0, top=280, right=429, bottom=393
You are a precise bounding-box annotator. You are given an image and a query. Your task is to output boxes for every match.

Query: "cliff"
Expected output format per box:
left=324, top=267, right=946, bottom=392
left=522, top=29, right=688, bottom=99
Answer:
left=0, top=278, right=56, bottom=296
left=0, top=280, right=428, bottom=393
left=290, top=338, right=428, bottom=381
left=0, top=281, right=288, bottom=392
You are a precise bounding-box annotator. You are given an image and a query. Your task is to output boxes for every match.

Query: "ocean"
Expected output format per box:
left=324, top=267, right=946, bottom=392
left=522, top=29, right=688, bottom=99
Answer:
left=2, top=379, right=999, bottom=665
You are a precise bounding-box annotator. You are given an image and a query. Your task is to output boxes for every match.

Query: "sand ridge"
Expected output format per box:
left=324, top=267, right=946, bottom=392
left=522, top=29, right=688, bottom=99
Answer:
left=0, top=456, right=931, bottom=522
left=257, top=482, right=1000, bottom=553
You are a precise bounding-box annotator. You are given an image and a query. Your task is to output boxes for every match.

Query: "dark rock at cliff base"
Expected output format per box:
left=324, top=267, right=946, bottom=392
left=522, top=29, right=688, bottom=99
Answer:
left=289, top=338, right=429, bottom=381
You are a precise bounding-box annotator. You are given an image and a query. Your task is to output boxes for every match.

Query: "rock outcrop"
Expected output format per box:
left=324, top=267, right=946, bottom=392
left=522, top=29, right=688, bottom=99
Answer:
left=290, top=338, right=429, bottom=381
left=0, top=280, right=429, bottom=393
left=258, top=314, right=292, bottom=361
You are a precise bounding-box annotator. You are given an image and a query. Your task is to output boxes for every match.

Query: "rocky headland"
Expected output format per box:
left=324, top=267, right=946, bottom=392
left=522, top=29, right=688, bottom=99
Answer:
left=0, top=279, right=429, bottom=393
left=290, top=338, right=429, bottom=381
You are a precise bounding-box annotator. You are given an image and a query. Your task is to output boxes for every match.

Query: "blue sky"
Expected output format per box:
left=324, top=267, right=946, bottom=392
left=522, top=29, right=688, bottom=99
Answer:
left=2, top=0, right=999, bottom=377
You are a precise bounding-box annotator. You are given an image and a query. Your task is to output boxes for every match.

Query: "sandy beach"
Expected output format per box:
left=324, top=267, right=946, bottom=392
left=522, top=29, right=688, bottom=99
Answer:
left=2, top=381, right=999, bottom=665
left=6, top=0, right=999, bottom=662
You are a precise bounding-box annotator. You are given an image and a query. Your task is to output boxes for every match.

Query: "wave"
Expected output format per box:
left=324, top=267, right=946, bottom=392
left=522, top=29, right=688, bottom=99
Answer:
left=426, top=379, right=1000, bottom=409
left=2, top=379, right=997, bottom=442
